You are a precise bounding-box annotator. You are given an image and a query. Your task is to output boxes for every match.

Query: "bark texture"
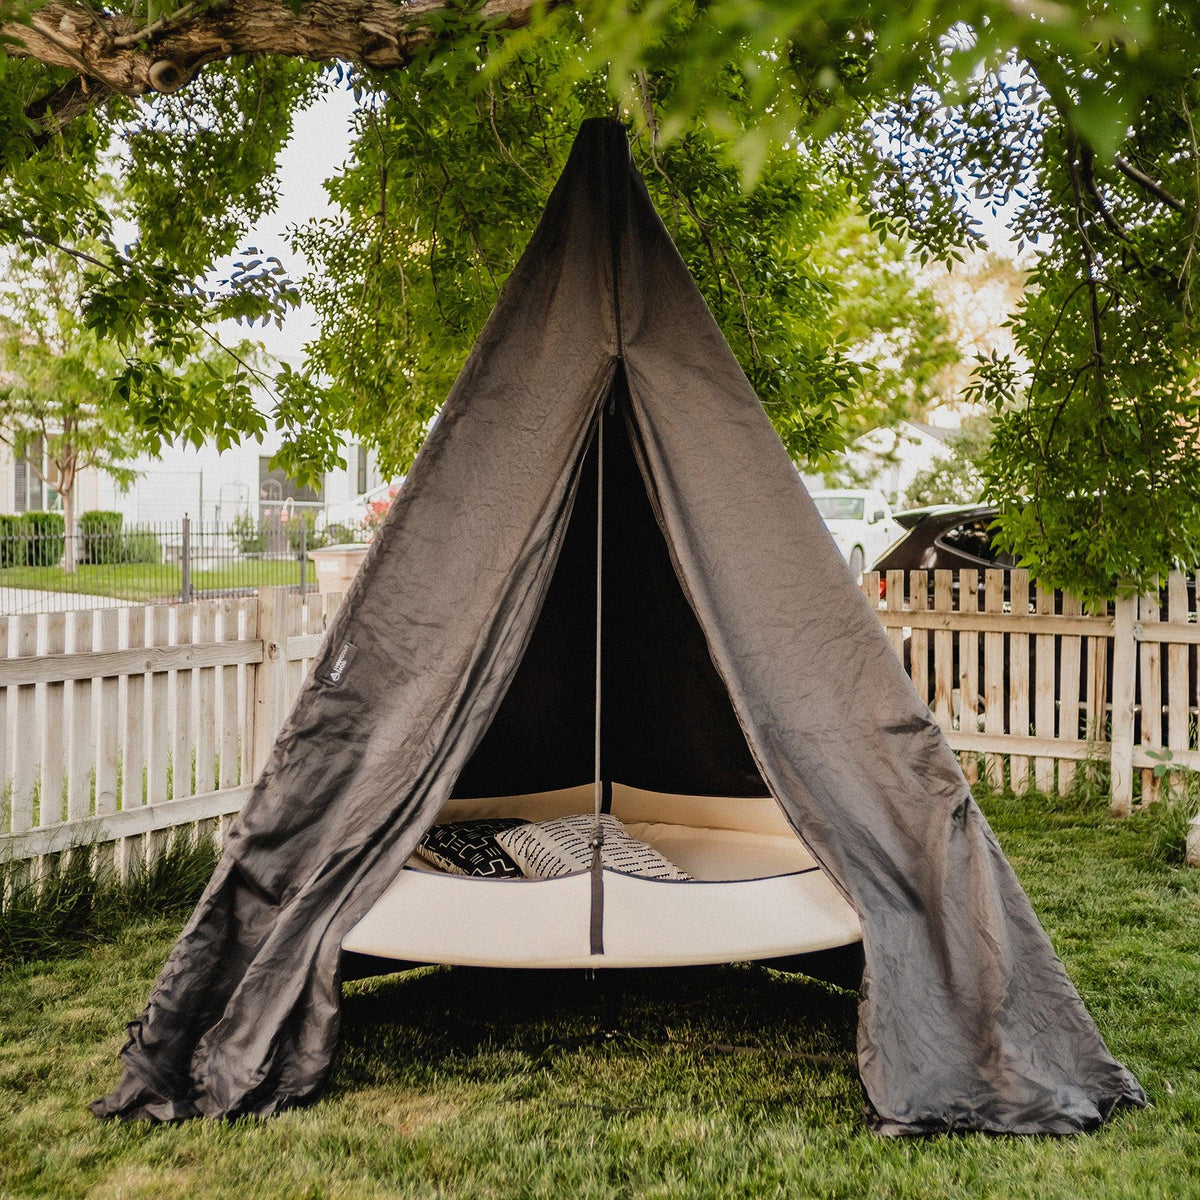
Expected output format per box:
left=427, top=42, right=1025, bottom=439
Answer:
left=4, top=0, right=564, bottom=129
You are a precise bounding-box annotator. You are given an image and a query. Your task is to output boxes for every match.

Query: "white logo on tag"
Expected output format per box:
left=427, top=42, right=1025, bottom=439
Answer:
left=323, top=641, right=357, bottom=686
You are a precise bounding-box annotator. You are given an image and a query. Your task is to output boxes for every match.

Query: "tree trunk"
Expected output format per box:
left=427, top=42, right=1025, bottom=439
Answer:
left=4, top=0, right=566, bottom=133
left=61, top=481, right=78, bottom=574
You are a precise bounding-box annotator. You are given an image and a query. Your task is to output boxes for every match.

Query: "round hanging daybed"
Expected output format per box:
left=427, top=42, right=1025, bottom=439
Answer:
left=341, top=383, right=865, bottom=973
left=342, top=783, right=863, bottom=969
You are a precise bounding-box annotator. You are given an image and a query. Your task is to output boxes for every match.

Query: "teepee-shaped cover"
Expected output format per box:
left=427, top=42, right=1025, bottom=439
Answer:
left=93, top=119, right=1143, bottom=1135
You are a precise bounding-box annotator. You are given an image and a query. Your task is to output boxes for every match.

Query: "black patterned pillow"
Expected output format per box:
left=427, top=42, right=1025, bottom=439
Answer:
left=415, top=818, right=526, bottom=878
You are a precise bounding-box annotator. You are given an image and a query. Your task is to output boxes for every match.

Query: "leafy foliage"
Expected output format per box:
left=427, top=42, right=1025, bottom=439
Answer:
left=2, top=0, right=1200, bottom=595
left=0, top=244, right=152, bottom=566
left=972, top=61, right=1200, bottom=601
left=813, top=209, right=959, bottom=444
left=295, top=24, right=959, bottom=474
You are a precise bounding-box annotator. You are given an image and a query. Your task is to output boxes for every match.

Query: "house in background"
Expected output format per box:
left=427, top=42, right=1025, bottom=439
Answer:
left=0, top=436, right=100, bottom=518
left=0, top=429, right=389, bottom=529
left=841, top=421, right=954, bottom=505
left=802, top=419, right=955, bottom=507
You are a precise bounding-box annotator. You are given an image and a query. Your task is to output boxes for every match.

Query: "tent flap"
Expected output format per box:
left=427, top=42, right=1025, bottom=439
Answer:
left=92, top=118, right=1144, bottom=1135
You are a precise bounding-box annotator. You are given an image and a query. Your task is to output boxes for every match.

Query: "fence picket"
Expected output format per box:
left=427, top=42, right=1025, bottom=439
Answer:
left=94, top=609, right=120, bottom=817
left=1008, top=571, right=1031, bottom=793
left=958, top=571, right=980, bottom=784
left=1166, top=574, right=1191, bottom=785
left=146, top=606, right=171, bottom=808
left=1057, top=592, right=1084, bottom=792
left=284, top=592, right=305, bottom=725
left=171, top=605, right=196, bottom=800
left=1033, top=585, right=1056, bottom=793
left=1138, top=588, right=1163, bottom=806
left=1086, top=603, right=1110, bottom=751
left=120, top=607, right=146, bottom=813
left=1194, top=572, right=1200, bottom=764
left=0, top=616, right=6, bottom=818
left=65, top=610, right=94, bottom=821
left=218, top=601, right=241, bottom=791
left=885, top=570, right=905, bottom=661
left=909, top=570, right=929, bottom=709
left=195, top=604, right=217, bottom=795
left=932, top=571, right=953, bottom=727
left=983, top=569, right=1006, bottom=788
left=40, top=614, right=66, bottom=824
left=237, top=597, right=257, bottom=784
left=1109, top=594, right=1138, bottom=816
left=7, top=614, right=38, bottom=831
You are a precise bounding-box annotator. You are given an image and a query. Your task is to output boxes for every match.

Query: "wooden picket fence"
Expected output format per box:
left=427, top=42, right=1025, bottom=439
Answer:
left=863, top=569, right=1200, bottom=814
left=0, top=589, right=341, bottom=872
left=3, top=570, right=1197, bottom=873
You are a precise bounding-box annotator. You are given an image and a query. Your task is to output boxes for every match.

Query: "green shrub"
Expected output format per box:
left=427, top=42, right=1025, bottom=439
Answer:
left=284, top=509, right=325, bottom=552
left=79, top=510, right=125, bottom=564
left=18, top=511, right=65, bottom=566
left=121, top=528, right=162, bottom=564
left=0, top=513, right=24, bottom=567
left=322, top=522, right=357, bottom=546
left=230, top=510, right=267, bottom=555
left=1148, top=780, right=1200, bottom=865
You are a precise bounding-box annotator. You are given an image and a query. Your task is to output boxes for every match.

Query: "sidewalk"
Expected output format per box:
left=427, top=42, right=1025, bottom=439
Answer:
left=0, top=587, right=137, bottom=616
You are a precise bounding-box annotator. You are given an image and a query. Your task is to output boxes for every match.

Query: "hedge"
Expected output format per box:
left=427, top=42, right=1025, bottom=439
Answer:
left=0, top=511, right=66, bottom=567
left=79, top=511, right=125, bottom=565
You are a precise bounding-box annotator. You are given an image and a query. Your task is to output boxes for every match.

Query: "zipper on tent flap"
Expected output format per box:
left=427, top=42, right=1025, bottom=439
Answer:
left=590, top=399, right=606, bottom=957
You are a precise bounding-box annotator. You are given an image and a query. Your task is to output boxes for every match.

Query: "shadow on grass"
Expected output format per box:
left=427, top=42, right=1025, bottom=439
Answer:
left=335, top=962, right=862, bottom=1107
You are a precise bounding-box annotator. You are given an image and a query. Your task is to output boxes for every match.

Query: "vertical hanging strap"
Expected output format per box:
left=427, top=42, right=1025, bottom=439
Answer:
left=589, top=405, right=605, bottom=956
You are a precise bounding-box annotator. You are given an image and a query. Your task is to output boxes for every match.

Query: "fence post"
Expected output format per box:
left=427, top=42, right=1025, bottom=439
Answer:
left=251, top=587, right=289, bottom=779
left=180, top=514, right=192, bottom=604
left=300, top=519, right=308, bottom=597
left=1109, top=590, right=1137, bottom=816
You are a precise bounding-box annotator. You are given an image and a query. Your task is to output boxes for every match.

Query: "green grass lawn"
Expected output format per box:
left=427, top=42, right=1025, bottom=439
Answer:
left=1, top=789, right=1198, bottom=1200
left=0, top=559, right=314, bottom=601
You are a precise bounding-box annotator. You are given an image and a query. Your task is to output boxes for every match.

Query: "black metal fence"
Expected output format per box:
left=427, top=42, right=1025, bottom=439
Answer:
left=0, top=512, right=371, bottom=615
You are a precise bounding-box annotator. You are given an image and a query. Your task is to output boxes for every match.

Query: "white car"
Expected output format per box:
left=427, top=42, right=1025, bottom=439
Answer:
left=810, top=489, right=904, bottom=579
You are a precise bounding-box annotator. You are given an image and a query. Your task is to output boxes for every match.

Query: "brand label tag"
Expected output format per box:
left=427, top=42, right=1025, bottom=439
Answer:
left=320, top=641, right=357, bottom=687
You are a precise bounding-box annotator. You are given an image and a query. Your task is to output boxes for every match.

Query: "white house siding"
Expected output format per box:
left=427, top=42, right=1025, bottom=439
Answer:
left=801, top=420, right=955, bottom=508
left=91, top=432, right=384, bottom=527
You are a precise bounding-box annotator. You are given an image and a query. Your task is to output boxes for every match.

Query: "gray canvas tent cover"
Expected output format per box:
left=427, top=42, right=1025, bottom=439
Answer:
left=93, top=118, right=1144, bottom=1135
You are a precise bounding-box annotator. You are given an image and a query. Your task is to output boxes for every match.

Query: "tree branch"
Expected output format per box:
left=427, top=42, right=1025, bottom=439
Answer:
left=4, top=0, right=566, bottom=130
left=1065, top=136, right=1106, bottom=388
left=1112, top=153, right=1187, bottom=213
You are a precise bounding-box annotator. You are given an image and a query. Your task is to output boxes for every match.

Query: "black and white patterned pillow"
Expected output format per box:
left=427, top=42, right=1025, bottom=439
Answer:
left=415, top=818, right=526, bottom=878
left=495, top=813, right=691, bottom=880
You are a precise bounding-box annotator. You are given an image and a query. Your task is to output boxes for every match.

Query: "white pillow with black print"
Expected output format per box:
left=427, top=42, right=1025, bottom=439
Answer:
left=495, top=813, right=691, bottom=880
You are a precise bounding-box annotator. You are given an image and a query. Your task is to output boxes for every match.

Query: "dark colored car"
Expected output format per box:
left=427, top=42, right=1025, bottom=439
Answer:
left=870, top=504, right=1012, bottom=576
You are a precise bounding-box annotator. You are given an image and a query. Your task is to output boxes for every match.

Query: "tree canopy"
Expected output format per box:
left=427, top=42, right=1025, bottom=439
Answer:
left=1, top=0, right=1199, bottom=601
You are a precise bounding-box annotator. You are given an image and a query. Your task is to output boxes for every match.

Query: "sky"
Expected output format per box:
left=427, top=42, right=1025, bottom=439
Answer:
left=224, top=83, right=358, bottom=365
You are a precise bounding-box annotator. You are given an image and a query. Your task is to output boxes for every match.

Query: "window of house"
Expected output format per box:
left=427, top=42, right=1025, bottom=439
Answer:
left=259, top=458, right=324, bottom=505
left=13, top=439, right=58, bottom=512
